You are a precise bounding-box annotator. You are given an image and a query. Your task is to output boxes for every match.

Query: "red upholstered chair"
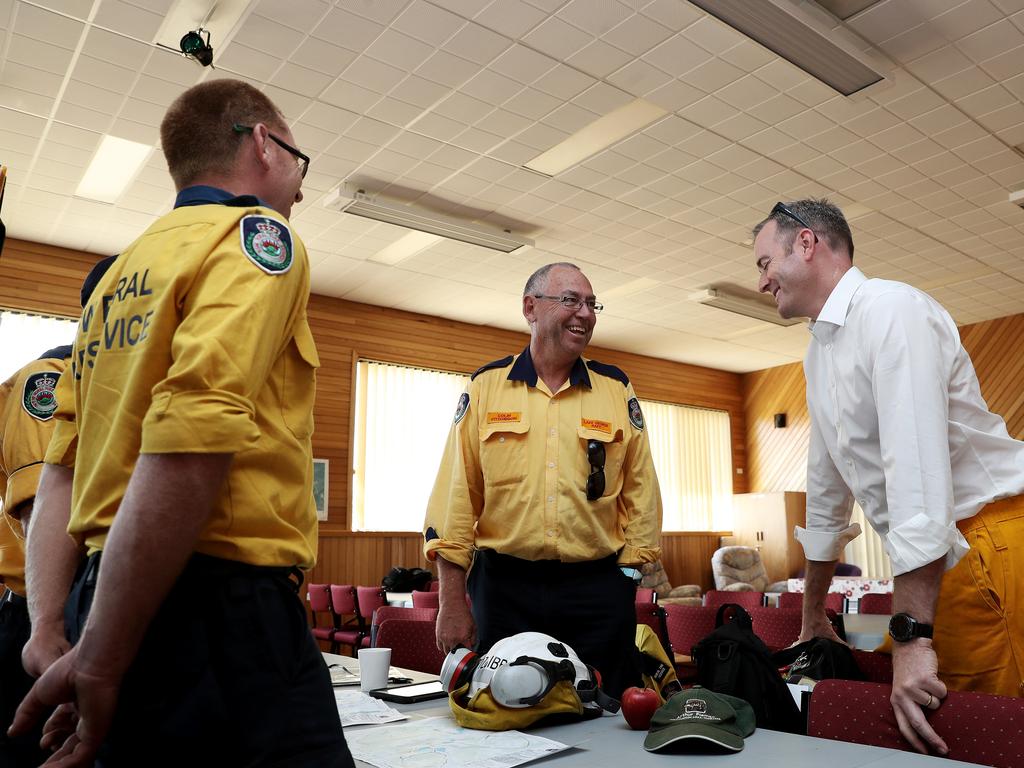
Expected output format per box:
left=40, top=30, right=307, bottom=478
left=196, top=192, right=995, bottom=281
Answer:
left=428, top=580, right=440, bottom=592
left=664, top=604, right=717, bottom=659
left=808, top=680, right=1024, bottom=767
left=850, top=649, right=893, bottom=684
left=374, top=618, right=446, bottom=675
left=857, top=593, right=893, bottom=615
left=370, top=606, right=438, bottom=648
left=411, top=590, right=440, bottom=609
left=635, top=602, right=672, bottom=657
left=635, top=587, right=657, bottom=604
left=778, top=591, right=845, bottom=613
left=328, top=584, right=363, bottom=655
left=307, top=584, right=336, bottom=651
left=748, top=607, right=802, bottom=652
left=356, top=586, right=388, bottom=648
left=704, top=590, right=764, bottom=611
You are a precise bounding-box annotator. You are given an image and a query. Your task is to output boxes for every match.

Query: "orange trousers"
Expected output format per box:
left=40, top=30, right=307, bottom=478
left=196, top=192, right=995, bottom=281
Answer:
left=931, top=494, right=1024, bottom=697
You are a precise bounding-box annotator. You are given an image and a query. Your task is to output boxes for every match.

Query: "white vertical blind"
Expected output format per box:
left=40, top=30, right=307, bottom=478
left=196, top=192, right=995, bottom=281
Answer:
left=0, top=311, right=76, bottom=383
left=352, top=360, right=469, bottom=531
left=640, top=399, right=733, bottom=531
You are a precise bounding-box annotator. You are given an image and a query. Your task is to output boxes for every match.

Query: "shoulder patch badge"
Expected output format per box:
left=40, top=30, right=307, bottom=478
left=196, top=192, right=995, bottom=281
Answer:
left=453, top=392, right=470, bottom=425
left=627, top=397, right=644, bottom=430
left=240, top=215, right=293, bottom=274
left=22, top=370, right=60, bottom=421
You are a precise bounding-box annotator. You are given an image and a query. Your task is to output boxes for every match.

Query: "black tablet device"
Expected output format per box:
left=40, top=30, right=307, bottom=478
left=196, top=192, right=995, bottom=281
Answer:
left=368, top=680, right=447, bottom=703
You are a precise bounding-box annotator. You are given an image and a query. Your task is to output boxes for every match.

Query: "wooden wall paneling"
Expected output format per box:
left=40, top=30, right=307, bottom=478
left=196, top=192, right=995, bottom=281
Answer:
left=309, top=531, right=726, bottom=596
left=0, top=238, right=107, bottom=318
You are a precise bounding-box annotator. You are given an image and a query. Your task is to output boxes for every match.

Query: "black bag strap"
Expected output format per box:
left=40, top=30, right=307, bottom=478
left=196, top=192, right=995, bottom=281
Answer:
left=715, top=602, right=753, bottom=628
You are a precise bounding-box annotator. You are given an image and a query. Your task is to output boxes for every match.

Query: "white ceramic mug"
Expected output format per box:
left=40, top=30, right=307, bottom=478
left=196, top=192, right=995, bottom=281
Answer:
left=358, top=647, right=391, bottom=693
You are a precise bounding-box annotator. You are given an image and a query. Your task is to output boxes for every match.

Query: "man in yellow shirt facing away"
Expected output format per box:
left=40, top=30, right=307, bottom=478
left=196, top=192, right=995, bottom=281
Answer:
left=423, top=262, right=664, bottom=698
left=0, top=345, right=71, bottom=767
left=12, top=79, right=353, bottom=768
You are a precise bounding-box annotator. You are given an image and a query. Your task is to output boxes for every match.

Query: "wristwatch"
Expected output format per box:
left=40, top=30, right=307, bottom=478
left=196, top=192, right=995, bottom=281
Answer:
left=888, top=612, right=934, bottom=642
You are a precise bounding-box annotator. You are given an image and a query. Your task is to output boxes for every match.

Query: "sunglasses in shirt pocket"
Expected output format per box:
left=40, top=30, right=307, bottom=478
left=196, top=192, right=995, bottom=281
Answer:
left=577, top=424, right=624, bottom=499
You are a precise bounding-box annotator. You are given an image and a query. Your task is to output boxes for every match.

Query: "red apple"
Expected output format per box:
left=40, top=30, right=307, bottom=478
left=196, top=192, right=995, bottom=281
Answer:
left=620, top=686, right=660, bottom=730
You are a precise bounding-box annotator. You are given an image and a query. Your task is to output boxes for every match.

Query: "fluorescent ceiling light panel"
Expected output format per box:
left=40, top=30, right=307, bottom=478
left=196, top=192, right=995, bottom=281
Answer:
left=687, top=0, right=886, bottom=96
left=75, top=135, right=153, bottom=204
left=524, top=99, right=668, bottom=177
left=698, top=287, right=803, bottom=327
left=370, top=231, right=443, bottom=265
left=324, top=187, right=533, bottom=255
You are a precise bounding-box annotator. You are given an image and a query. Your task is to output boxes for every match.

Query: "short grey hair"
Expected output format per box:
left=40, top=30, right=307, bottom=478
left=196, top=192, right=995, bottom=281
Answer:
left=752, top=198, right=854, bottom=262
left=523, top=262, right=582, bottom=297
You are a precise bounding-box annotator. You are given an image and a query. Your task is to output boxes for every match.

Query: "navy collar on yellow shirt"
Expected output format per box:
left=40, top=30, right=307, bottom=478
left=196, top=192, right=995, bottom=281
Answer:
left=173, top=185, right=267, bottom=209
left=508, top=346, right=592, bottom=389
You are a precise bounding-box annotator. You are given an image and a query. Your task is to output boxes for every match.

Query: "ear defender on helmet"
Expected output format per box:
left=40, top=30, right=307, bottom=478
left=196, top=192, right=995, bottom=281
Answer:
left=440, top=646, right=480, bottom=694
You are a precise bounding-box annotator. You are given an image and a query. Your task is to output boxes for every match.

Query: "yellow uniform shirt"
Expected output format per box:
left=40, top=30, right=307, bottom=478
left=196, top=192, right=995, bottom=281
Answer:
left=0, top=353, right=70, bottom=594
left=50, top=200, right=321, bottom=568
left=423, top=348, right=662, bottom=571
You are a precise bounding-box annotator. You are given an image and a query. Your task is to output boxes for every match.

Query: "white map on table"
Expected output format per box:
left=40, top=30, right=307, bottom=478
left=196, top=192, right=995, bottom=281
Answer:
left=335, top=690, right=408, bottom=727
left=345, top=716, right=571, bottom=768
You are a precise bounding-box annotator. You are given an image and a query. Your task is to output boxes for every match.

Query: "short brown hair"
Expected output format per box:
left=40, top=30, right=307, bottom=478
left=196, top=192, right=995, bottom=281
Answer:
left=160, top=79, right=288, bottom=189
left=752, top=198, right=855, bottom=262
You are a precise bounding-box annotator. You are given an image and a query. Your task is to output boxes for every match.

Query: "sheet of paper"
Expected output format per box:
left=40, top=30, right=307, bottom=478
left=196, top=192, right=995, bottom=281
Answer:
left=334, top=690, right=408, bottom=727
left=345, top=716, right=571, bottom=768
left=328, top=665, right=416, bottom=687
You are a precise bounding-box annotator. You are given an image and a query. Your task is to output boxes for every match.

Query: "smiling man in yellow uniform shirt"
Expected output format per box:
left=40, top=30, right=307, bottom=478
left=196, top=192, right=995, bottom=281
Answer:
left=424, top=262, right=663, bottom=698
left=11, top=79, right=353, bottom=768
left=0, top=345, right=71, bottom=767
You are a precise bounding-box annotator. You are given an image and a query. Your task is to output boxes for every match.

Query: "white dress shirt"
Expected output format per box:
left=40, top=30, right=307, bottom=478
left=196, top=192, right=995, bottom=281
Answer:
left=796, top=267, right=1024, bottom=576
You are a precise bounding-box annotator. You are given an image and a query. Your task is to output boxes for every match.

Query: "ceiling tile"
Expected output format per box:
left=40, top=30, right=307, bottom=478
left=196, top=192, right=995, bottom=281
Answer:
left=313, top=8, right=385, bottom=50
left=392, top=0, right=465, bottom=46
left=565, top=38, right=634, bottom=78
left=288, top=37, right=358, bottom=77
left=474, top=0, right=546, bottom=39
left=14, top=2, right=84, bottom=49
left=557, top=0, right=633, bottom=37
left=522, top=15, right=591, bottom=60
left=442, top=21, right=511, bottom=64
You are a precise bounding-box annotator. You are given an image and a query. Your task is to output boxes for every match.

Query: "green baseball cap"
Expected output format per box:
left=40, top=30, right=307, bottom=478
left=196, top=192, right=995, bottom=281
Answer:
left=643, top=686, right=756, bottom=753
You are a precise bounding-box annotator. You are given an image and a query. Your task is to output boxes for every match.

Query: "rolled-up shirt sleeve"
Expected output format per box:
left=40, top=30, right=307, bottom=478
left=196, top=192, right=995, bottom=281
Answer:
left=799, top=399, right=860, bottom=561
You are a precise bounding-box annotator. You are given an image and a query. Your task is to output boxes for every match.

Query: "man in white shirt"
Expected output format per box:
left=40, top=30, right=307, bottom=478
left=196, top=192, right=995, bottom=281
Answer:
left=753, top=199, right=1024, bottom=755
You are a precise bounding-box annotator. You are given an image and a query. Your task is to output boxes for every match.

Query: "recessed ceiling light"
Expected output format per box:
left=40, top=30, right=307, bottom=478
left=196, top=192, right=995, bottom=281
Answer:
left=75, top=135, right=153, bottom=204
left=524, top=98, right=669, bottom=177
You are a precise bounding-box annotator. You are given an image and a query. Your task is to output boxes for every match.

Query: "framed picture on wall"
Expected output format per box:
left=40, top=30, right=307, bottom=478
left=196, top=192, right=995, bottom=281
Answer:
left=312, top=458, right=329, bottom=521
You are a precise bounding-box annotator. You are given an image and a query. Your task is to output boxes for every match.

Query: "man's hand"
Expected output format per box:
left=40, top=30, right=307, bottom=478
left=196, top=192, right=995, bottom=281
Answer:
left=9, top=645, right=122, bottom=767
left=22, top=621, right=72, bottom=678
left=796, top=612, right=846, bottom=646
left=436, top=596, right=476, bottom=654
left=890, top=639, right=947, bottom=756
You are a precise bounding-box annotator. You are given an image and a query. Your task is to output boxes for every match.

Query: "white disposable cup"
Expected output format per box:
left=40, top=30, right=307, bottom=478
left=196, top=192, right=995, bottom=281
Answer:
left=358, top=648, right=391, bottom=692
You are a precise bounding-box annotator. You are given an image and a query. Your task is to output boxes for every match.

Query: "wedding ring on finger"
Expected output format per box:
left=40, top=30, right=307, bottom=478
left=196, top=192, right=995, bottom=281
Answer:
left=925, top=693, right=934, bottom=709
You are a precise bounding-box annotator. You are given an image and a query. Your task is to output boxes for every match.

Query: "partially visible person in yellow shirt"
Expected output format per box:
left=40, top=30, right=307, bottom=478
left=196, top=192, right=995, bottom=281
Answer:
left=424, top=262, right=663, bottom=698
left=12, top=79, right=353, bottom=768
left=0, top=346, right=70, bottom=767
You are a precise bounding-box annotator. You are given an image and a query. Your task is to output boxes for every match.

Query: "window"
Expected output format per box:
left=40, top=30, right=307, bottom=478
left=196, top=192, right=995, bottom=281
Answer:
left=351, top=360, right=734, bottom=533
left=352, top=360, right=469, bottom=531
left=641, top=400, right=733, bottom=531
left=0, top=311, right=76, bottom=383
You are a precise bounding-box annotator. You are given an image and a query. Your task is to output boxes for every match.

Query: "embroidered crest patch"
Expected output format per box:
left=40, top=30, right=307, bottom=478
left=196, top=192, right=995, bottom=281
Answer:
left=627, top=397, right=644, bottom=430
left=22, top=370, right=60, bottom=421
left=240, top=215, right=293, bottom=274
left=453, top=392, right=470, bottom=425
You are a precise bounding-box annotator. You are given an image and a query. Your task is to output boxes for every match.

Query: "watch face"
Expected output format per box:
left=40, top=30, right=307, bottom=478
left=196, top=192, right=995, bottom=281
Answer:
left=889, top=613, right=914, bottom=642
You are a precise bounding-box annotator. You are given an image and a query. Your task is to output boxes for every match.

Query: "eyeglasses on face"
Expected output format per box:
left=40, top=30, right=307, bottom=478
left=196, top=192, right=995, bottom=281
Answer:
left=533, top=294, right=604, bottom=314
left=233, top=123, right=310, bottom=179
left=586, top=439, right=606, bottom=501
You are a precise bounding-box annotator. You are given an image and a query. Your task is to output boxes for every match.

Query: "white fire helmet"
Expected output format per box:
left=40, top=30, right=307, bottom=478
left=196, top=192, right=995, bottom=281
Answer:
left=440, top=632, right=608, bottom=710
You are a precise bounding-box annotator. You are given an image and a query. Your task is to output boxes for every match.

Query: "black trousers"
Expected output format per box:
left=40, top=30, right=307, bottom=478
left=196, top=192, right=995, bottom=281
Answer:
left=66, top=553, right=354, bottom=768
left=467, top=551, right=641, bottom=699
left=0, top=588, right=48, bottom=768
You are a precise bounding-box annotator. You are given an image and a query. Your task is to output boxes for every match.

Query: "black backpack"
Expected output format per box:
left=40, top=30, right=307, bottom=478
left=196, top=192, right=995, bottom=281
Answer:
left=691, top=604, right=803, bottom=734
left=381, top=566, right=433, bottom=592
